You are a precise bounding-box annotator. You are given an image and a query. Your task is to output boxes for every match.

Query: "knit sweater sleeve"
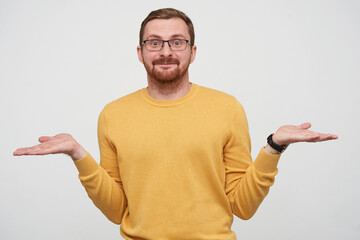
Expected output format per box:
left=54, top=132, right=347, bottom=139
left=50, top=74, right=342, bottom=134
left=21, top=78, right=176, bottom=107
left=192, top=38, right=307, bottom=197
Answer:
left=73, top=109, right=127, bottom=224
left=224, top=99, right=280, bottom=220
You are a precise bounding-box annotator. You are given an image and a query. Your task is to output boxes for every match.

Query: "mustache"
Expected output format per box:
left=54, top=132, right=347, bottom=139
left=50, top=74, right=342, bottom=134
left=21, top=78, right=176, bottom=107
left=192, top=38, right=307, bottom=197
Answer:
left=153, top=57, right=180, bottom=65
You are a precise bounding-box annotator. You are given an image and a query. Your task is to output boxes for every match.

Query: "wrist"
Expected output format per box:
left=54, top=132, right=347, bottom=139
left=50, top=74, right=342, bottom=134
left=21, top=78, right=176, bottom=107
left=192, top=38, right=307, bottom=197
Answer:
left=264, top=144, right=281, bottom=155
left=266, top=133, right=288, bottom=154
left=70, top=145, right=87, bottom=161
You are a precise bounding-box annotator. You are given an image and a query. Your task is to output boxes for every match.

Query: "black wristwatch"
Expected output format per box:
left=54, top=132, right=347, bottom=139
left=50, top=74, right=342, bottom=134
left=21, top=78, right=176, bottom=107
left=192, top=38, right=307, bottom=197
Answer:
left=267, top=134, right=287, bottom=153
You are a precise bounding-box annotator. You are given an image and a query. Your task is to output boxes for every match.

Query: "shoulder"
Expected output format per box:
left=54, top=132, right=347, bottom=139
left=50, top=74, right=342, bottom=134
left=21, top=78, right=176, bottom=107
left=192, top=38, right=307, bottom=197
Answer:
left=99, top=89, right=145, bottom=118
left=195, top=84, right=241, bottom=110
left=197, top=85, right=235, bottom=100
left=194, top=85, right=248, bottom=130
left=103, top=89, right=143, bottom=110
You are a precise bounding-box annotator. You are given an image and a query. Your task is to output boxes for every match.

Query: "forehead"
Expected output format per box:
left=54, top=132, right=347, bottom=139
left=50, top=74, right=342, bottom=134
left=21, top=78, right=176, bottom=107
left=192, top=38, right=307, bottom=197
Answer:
left=143, top=18, right=190, bottom=40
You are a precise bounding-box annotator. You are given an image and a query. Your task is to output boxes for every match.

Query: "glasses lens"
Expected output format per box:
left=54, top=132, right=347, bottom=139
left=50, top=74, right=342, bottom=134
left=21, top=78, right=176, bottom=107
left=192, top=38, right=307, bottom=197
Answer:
left=145, top=40, right=163, bottom=50
left=169, top=40, right=187, bottom=50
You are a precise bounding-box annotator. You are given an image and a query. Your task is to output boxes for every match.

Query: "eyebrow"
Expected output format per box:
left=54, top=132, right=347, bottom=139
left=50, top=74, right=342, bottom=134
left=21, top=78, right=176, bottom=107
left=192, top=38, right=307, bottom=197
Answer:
left=146, top=34, right=187, bottom=40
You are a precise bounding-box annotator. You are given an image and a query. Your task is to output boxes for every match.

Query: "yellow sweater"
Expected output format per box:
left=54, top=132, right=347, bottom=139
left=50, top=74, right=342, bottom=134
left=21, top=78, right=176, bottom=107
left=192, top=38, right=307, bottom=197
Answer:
left=74, top=83, right=280, bottom=240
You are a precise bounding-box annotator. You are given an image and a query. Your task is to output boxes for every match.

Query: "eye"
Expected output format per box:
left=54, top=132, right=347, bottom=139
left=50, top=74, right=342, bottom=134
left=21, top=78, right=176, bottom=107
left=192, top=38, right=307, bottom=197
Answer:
left=172, top=40, right=182, bottom=46
left=150, top=40, right=161, bottom=46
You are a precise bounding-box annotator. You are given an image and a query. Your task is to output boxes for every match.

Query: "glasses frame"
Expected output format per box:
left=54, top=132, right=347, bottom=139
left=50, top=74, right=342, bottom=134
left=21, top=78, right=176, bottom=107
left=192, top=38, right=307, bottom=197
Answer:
left=141, top=39, right=191, bottom=51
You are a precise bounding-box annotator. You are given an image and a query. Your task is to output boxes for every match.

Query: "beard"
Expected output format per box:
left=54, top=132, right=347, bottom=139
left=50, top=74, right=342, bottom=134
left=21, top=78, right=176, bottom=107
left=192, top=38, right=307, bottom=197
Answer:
left=144, top=57, right=190, bottom=84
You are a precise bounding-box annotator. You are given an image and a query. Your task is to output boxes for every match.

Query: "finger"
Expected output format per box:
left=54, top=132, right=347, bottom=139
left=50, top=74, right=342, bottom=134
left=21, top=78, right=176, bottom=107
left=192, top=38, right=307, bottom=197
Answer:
left=297, top=132, right=338, bottom=143
left=13, top=146, right=34, bottom=156
left=24, top=147, right=54, bottom=155
left=300, top=131, right=321, bottom=141
left=13, top=149, right=22, bottom=156
left=286, top=130, right=321, bottom=144
left=38, top=136, right=53, bottom=143
left=13, top=146, right=40, bottom=156
left=310, top=133, right=338, bottom=142
left=14, top=143, right=48, bottom=155
left=297, top=122, right=311, bottom=130
left=14, top=145, right=53, bottom=156
left=14, top=136, right=54, bottom=155
left=14, top=149, right=31, bottom=156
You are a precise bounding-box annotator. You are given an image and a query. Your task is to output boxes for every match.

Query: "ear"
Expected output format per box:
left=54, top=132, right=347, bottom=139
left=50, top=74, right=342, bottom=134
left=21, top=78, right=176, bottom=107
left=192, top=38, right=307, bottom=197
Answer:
left=189, top=45, right=197, bottom=64
left=137, top=46, right=144, bottom=64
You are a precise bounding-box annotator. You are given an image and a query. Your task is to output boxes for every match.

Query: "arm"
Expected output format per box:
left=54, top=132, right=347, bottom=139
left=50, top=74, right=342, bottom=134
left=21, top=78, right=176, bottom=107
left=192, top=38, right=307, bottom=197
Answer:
left=224, top=101, right=337, bottom=220
left=224, top=100, right=280, bottom=220
left=74, top=109, right=127, bottom=224
left=13, top=110, right=127, bottom=224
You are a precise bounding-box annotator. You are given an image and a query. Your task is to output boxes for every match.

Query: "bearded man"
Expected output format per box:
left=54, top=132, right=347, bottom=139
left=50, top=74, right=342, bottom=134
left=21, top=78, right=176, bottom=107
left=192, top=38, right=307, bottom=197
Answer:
left=14, top=8, right=337, bottom=240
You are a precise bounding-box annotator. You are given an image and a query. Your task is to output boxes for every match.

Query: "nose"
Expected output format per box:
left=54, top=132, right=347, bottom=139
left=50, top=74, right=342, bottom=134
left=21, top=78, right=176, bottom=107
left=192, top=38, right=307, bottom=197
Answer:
left=160, top=41, right=173, bottom=57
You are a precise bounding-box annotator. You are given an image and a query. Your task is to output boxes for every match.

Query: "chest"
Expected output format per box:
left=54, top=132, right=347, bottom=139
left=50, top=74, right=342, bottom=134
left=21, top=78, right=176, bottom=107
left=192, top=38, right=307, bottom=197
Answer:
left=110, top=105, right=230, bottom=159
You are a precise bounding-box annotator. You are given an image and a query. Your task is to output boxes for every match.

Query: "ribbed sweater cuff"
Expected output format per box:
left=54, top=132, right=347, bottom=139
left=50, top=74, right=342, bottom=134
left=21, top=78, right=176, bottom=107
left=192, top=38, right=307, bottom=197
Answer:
left=73, top=152, right=100, bottom=176
left=253, top=147, right=281, bottom=173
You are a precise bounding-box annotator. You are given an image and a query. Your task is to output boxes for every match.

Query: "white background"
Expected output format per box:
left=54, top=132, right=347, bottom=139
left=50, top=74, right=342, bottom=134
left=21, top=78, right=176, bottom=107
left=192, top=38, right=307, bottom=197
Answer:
left=1, top=0, right=359, bottom=239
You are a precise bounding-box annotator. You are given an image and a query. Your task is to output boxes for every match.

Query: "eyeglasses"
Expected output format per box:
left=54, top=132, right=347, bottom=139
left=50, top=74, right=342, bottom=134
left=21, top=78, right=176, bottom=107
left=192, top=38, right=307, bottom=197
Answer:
left=141, top=39, right=190, bottom=51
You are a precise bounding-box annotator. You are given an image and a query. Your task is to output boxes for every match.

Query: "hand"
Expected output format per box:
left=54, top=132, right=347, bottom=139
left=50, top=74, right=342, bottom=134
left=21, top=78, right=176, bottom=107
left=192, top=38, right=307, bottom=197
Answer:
left=272, top=122, right=338, bottom=145
left=265, top=122, right=338, bottom=154
left=13, top=133, right=87, bottom=160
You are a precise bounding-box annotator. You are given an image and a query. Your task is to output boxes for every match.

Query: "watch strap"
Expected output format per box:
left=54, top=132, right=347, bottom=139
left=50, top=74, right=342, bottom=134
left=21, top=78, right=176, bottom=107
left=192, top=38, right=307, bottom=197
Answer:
left=267, top=134, right=287, bottom=153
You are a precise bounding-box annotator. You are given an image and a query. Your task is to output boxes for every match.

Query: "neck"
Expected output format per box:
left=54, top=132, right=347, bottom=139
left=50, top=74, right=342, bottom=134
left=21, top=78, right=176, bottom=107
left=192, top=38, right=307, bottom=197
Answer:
left=147, top=72, right=191, bottom=100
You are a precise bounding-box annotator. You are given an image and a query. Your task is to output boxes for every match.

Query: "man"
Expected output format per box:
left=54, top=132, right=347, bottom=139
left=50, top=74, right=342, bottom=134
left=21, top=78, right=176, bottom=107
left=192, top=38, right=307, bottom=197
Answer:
left=14, top=8, right=337, bottom=240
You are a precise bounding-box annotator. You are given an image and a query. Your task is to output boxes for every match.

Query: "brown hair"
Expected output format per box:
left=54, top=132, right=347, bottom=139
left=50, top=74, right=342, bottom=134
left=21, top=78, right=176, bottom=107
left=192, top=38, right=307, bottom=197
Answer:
left=139, top=8, right=195, bottom=46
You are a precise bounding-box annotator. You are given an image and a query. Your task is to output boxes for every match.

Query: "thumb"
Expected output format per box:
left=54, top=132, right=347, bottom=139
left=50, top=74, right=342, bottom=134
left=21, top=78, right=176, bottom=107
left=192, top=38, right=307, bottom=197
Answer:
left=297, top=122, right=311, bottom=130
left=38, top=136, right=53, bottom=143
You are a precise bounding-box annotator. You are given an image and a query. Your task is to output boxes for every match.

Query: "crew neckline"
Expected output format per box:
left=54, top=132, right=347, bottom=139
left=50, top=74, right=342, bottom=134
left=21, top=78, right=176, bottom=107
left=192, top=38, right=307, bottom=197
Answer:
left=141, top=82, right=198, bottom=107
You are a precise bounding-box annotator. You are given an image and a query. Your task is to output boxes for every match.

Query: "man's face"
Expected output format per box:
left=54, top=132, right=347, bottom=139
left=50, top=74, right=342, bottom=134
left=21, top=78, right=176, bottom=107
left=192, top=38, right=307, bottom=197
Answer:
left=137, top=18, right=196, bottom=83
